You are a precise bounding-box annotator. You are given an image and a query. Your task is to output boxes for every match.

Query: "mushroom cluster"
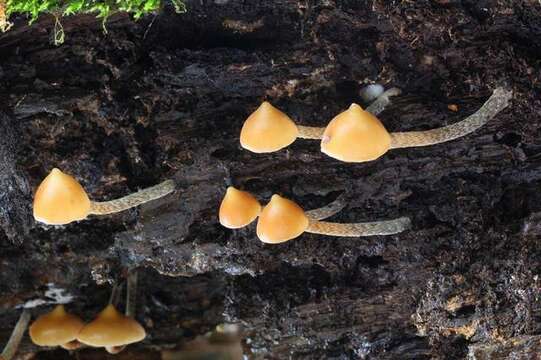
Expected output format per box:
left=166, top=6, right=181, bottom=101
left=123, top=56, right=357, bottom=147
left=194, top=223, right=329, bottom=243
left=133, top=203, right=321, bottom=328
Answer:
left=33, top=168, right=175, bottom=225
left=219, top=187, right=410, bottom=244
left=240, top=87, right=512, bottom=162
left=28, top=271, right=145, bottom=355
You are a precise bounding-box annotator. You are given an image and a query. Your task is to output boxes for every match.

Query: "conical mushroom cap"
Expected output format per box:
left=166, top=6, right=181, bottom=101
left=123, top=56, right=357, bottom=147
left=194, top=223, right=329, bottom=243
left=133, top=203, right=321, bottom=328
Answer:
left=29, top=305, right=85, bottom=347
left=256, top=195, right=309, bottom=244
left=321, top=104, right=391, bottom=162
left=240, top=102, right=299, bottom=153
left=219, top=187, right=261, bottom=229
left=77, top=304, right=146, bottom=347
left=33, top=168, right=91, bottom=225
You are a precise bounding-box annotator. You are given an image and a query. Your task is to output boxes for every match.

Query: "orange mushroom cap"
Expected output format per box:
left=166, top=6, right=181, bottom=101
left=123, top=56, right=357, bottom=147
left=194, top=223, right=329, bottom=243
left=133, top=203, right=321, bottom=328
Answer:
left=240, top=101, right=299, bottom=153
left=33, top=168, right=91, bottom=225
left=256, top=195, right=309, bottom=244
left=29, top=305, right=85, bottom=347
left=321, top=103, right=391, bottom=162
left=77, top=304, right=145, bottom=348
left=219, top=187, right=261, bottom=229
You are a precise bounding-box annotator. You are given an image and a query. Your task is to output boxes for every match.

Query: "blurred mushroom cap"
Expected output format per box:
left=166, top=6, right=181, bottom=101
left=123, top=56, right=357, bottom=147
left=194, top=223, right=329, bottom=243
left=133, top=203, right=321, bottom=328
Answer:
left=77, top=304, right=145, bottom=347
left=29, top=305, right=85, bottom=347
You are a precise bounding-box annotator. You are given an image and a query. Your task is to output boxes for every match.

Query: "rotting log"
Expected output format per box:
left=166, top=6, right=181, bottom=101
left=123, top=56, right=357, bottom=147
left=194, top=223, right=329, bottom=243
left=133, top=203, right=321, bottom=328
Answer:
left=1, top=1, right=541, bottom=359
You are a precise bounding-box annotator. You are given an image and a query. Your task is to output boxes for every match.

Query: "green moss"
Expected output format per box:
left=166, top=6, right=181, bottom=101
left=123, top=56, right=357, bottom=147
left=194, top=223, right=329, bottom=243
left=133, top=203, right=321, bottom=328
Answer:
left=1, top=0, right=186, bottom=41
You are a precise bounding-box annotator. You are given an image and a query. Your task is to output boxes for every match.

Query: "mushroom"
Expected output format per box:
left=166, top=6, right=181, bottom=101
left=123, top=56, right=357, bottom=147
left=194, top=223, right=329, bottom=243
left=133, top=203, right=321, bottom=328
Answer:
left=105, top=270, right=140, bottom=355
left=76, top=303, right=146, bottom=352
left=219, top=187, right=262, bottom=229
left=240, top=87, right=512, bottom=162
left=1, top=309, right=31, bottom=360
left=321, top=103, right=392, bottom=162
left=239, top=88, right=402, bottom=153
left=240, top=101, right=300, bottom=153
left=29, top=305, right=85, bottom=350
left=33, top=168, right=175, bottom=225
left=218, top=188, right=347, bottom=229
left=77, top=272, right=145, bottom=354
left=256, top=195, right=410, bottom=244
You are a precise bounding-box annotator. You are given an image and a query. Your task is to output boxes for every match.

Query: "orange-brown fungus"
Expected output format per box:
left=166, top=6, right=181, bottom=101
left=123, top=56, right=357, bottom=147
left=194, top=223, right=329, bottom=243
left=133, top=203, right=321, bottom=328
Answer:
left=77, top=304, right=145, bottom=348
left=256, top=194, right=309, bottom=244
left=321, top=103, right=391, bottom=162
left=219, top=187, right=261, bottom=229
left=29, top=305, right=85, bottom=347
left=240, top=101, right=299, bottom=153
left=33, top=168, right=91, bottom=225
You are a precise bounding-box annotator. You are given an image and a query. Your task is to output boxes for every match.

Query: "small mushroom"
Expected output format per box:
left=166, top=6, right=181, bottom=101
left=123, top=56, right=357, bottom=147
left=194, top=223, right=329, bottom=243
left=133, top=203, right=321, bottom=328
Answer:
left=29, top=305, right=85, bottom=350
left=1, top=310, right=31, bottom=360
left=106, top=270, right=140, bottom=355
left=218, top=188, right=346, bottom=231
left=256, top=195, right=309, bottom=243
left=239, top=89, right=401, bottom=154
left=33, top=168, right=175, bottom=225
left=240, top=101, right=299, bottom=153
left=219, top=186, right=262, bottom=229
left=76, top=304, right=146, bottom=350
left=240, top=87, right=512, bottom=163
left=256, top=194, right=410, bottom=244
left=321, top=103, right=392, bottom=162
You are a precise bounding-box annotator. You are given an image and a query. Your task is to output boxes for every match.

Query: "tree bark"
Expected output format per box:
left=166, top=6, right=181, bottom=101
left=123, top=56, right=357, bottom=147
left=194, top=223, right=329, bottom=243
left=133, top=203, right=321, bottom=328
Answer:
left=1, top=1, right=541, bottom=359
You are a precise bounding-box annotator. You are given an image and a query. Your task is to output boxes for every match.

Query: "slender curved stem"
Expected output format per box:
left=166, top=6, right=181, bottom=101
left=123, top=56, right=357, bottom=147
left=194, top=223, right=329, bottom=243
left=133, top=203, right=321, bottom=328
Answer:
left=306, top=217, right=411, bottom=237
left=108, top=282, right=122, bottom=306
left=125, top=270, right=138, bottom=318
left=1, top=309, right=31, bottom=360
left=89, top=180, right=175, bottom=215
left=305, top=193, right=347, bottom=221
left=296, top=88, right=401, bottom=140
left=365, top=87, right=402, bottom=116
left=390, top=87, right=512, bottom=149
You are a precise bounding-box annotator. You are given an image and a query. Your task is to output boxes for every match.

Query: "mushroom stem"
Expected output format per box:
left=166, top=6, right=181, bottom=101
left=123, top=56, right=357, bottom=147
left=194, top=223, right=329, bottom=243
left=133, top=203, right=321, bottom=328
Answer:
left=105, top=345, right=124, bottom=355
left=125, top=271, right=138, bottom=319
left=89, top=180, right=175, bottom=216
left=389, top=87, right=512, bottom=149
left=306, top=217, right=411, bottom=237
left=296, top=89, right=401, bottom=140
left=297, top=126, right=325, bottom=140
left=108, top=282, right=122, bottom=306
left=105, top=270, right=139, bottom=355
left=365, top=87, right=402, bottom=116
left=305, top=194, right=347, bottom=221
left=1, top=309, right=31, bottom=360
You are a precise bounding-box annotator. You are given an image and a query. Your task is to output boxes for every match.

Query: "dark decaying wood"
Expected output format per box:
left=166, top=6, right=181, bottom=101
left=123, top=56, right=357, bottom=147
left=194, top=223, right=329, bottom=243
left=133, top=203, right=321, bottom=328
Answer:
left=1, top=0, right=541, bottom=358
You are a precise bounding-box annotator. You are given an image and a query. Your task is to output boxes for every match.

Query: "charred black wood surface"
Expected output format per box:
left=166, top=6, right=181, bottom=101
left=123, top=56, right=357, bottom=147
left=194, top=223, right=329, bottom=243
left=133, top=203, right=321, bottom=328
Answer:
left=1, top=1, right=541, bottom=359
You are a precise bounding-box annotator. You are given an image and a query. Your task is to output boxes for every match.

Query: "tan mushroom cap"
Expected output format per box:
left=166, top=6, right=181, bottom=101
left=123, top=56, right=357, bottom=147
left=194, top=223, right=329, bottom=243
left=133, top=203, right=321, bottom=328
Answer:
left=321, top=103, right=391, bottom=162
left=77, top=304, right=145, bottom=348
left=256, top=195, right=309, bottom=244
left=219, top=187, right=261, bottom=229
left=33, top=168, right=91, bottom=225
left=240, top=101, right=299, bottom=153
left=29, top=305, right=85, bottom=347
